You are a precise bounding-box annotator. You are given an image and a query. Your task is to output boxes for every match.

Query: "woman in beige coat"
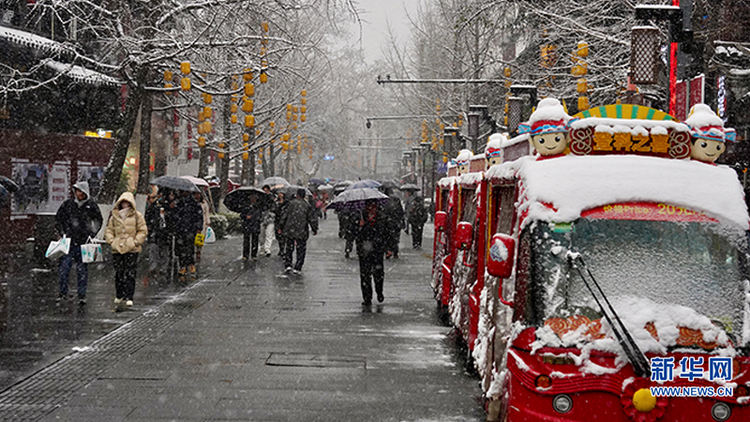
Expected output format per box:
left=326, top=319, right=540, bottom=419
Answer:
left=105, top=192, right=147, bottom=307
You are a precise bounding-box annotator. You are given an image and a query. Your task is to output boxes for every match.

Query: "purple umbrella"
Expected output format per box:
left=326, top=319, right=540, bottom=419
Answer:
left=327, top=188, right=389, bottom=211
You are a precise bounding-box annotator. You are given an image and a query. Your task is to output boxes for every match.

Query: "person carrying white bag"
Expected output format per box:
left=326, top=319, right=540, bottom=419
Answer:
left=55, top=181, right=103, bottom=305
left=105, top=192, right=147, bottom=307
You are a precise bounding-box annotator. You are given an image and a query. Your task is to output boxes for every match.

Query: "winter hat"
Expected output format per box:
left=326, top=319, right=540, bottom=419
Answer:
left=72, top=181, right=91, bottom=200
left=519, top=98, right=571, bottom=136
left=684, top=104, right=736, bottom=143
left=486, top=133, right=507, bottom=158
left=297, top=188, right=306, bottom=198
left=456, top=149, right=474, bottom=166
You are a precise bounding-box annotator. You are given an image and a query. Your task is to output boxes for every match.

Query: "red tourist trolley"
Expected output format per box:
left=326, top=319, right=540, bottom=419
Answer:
left=433, top=104, right=750, bottom=422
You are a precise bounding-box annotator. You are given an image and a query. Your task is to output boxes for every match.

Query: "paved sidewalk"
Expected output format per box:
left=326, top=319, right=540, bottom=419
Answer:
left=1, top=218, right=483, bottom=421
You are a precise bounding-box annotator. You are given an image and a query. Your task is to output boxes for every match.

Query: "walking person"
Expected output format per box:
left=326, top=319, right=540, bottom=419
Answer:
left=144, top=186, right=170, bottom=278
left=55, top=181, right=103, bottom=304
left=105, top=192, right=147, bottom=307
left=274, top=191, right=289, bottom=257
left=240, top=195, right=263, bottom=261
left=279, top=188, right=318, bottom=274
left=355, top=199, right=388, bottom=306
left=194, top=190, right=210, bottom=262
left=408, top=195, right=428, bottom=249
left=259, top=185, right=275, bottom=257
left=341, top=208, right=358, bottom=259
left=169, top=190, right=203, bottom=277
left=381, top=187, right=404, bottom=259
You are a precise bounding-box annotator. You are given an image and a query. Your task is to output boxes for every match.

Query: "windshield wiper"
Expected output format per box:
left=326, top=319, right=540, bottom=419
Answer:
left=569, top=254, right=651, bottom=378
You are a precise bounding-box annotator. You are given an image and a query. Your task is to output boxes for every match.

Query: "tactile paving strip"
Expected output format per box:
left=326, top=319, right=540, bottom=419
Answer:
left=0, top=278, right=233, bottom=421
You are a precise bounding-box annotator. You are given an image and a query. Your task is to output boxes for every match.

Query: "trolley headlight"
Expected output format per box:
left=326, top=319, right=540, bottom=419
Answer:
left=552, top=394, right=572, bottom=414
left=711, top=402, right=731, bottom=422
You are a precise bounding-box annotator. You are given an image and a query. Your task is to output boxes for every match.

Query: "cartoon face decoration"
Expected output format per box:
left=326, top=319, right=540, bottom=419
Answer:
left=690, top=138, right=725, bottom=163
left=455, top=149, right=474, bottom=175
left=530, top=131, right=568, bottom=156
left=487, top=155, right=502, bottom=166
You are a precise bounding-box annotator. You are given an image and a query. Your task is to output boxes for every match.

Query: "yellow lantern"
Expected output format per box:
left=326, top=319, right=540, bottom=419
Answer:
left=198, top=111, right=205, bottom=122
left=577, top=41, right=589, bottom=58
left=255, top=129, right=261, bottom=136
left=231, top=95, right=238, bottom=103
left=301, top=106, right=306, bottom=113
left=282, top=132, right=290, bottom=142
left=203, top=106, right=212, bottom=118
left=269, top=121, right=275, bottom=128
left=292, top=122, right=297, bottom=130
left=180, top=62, right=191, bottom=74
left=180, top=77, right=191, bottom=91
left=164, top=70, right=173, bottom=81
left=292, top=105, right=298, bottom=113
left=282, top=142, right=289, bottom=152
left=243, top=133, right=250, bottom=142
left=197, top=136, right=206, bottom=148
left=164, top=83, right=172, bottom=89
left=577, top=79, right=588, bottom=94
left=244, top=83, right=255, bottom=97
left=262, top=22, right=269, bottom=32
left=292, top=114, right=298, bottom=121
left=231, top=103, right=238, bottom=113
left=297, top=145, right=302, bottom=154
left=243, top=71, right=253, bottom=82
left=218, top=152, right=225, bottom=159
left=503, top=67, right=512, bottom=78
left=244, top=115, right=255, bottom=128
left=204, top=121, right=212, bottom=133
left=243, top=142, right=249, bottom=151
left=286, top=103, right=292, bottom=112
left=300, top=115, right=306, bottom=122
left=301, top=89, right=307, bottom=97
left=259, top=72, right=268, bottom=84
left=231, top=115, right=238, bottom=124
left=286, top=111, right=292, bottom=120
left=242, top=152, right=249, bottom=160
left=301, top=98, right=307, bottom=105
left=242, top=99, right=254, bottom=113
left=203, top=94, right=212, bottom=104
left=578, top=96, right=590, bottom=111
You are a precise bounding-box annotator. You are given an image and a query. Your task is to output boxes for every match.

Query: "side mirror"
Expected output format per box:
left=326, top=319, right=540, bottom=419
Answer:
left=487, top=233, right=515, bottom=279
left=455, top=222, right=473, bottom=250
left=434, top=211, right=447, bottom=232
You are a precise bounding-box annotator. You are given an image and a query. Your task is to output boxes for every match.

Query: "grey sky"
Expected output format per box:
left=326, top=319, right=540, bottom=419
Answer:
left=355, top=0, right=419, bottom=62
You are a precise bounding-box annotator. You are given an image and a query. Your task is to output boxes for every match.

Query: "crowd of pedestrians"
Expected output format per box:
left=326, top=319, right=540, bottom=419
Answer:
left=51, top=176, right=429, bottom=310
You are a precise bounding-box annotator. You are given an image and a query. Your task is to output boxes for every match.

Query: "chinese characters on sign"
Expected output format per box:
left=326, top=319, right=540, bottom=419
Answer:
left=649, top=357, right=734, bottom=397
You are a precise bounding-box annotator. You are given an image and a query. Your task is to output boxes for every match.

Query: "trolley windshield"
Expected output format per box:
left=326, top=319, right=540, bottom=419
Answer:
left=526, top=217, right=749, bottom=348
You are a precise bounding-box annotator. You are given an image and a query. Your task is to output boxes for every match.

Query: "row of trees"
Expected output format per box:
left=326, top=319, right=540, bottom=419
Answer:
left=3, top=0, right=361, bottom=204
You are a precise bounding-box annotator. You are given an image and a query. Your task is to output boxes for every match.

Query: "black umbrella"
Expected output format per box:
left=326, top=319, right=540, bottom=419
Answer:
left=224, top=187, right=273, bottom=212
left=399, top=183, right=421, bottom=192
left=151, top=175, right=200, bottom=193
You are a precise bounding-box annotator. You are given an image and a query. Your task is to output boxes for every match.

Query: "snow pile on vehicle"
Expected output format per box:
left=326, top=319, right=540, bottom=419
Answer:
left=485, top=154, right=749, bottom=229
left=530, top=296, right=736, bottom=371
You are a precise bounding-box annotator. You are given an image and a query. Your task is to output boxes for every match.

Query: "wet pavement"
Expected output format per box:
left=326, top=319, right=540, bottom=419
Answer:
left=0, top=218, right=484, bottom=421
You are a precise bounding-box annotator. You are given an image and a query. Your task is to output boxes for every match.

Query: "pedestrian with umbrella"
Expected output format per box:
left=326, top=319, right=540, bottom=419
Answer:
left=279, top=188, right=318, bottom=274
left=380, top=186, right=404, bottom=259
left=399, top=184, right=420, bottom=235
left=355, top=198, right=389, bottom=306
left=167, top=190, right=203, bottom=278
left=225, top=187, right=272, bottom=261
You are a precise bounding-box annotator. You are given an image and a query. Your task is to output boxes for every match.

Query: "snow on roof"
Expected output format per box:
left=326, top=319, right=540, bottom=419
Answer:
left=43, top=59, right=121, bottom=86
left=486, top=155, right=749, bottom=229
left=438, top=176, right=458, bottom=188
left=0, top=25, right=74, bottom=55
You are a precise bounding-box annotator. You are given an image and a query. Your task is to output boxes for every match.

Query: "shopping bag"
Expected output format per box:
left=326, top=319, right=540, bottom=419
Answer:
left=81, top=238, right=103, bottom=263
left=204, top=227, right=216, bottom=244
left=45, top=236, right=70, bottom=260
left=194, top=233, right=205, bottom=247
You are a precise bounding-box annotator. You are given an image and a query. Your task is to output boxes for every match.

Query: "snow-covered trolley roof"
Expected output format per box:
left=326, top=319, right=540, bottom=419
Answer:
left=486, top=155, right=749, bottom=229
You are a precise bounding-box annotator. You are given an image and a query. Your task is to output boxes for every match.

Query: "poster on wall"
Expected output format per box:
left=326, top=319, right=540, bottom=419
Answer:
left=77, top=162, right=105, bottom=200
left=10, top=159, right=70, bottom=215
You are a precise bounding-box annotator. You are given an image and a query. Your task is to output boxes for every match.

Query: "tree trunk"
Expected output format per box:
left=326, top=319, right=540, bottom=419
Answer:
left=98, top=72, right=146, bottom=204
left=136, top=90, right=153, bottom=195
left=198, top=145, right=209, bottom=178
left=220, top=93, right=231, bottom=201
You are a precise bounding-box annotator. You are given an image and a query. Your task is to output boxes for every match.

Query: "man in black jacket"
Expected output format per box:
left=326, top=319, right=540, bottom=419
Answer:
left=168, top=190, right=203, bottom=277
left=240, top=195, right=263, bottom=261
left=355, top=199, right=388, bottom=306
left=279, top=189, right=318, bottom=274
left=55, top=181, right=103, bottom=304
